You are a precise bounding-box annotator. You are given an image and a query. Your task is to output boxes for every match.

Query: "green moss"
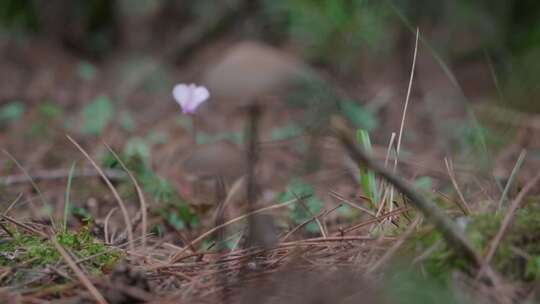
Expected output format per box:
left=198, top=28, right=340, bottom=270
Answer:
left=468, top=202, right=540, bottom=281
left=407, top=201, right=540, bottom=281
left=0, top=227, right=120, bottom=276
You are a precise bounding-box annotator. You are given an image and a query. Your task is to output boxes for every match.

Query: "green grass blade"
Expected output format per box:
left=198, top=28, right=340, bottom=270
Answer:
left=357, top=129, right=379, bottom=205
left=64, top=162, right=77, bottom=232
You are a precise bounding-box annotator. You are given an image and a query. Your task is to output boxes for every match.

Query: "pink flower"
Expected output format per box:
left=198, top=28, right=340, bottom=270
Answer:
left=172, top=83, right=210, bottom=114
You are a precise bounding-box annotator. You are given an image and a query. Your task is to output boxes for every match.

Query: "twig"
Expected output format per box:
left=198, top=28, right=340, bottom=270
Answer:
left=331, top=118, right=481, bottom=267
left=66, top=135, right=134, bottom=253
left=50, top=236, right=108, bottom=304
left=0, top=167, right=126, bottom=186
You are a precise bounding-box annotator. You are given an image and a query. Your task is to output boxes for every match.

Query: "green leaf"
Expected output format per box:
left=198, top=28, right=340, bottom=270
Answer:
left=415, top=176, right=433, bottom=190
left=278, top=179, right=323, bottom=231
left=77, top=61, right=97, bottom=80
left=0, top=101, right=24, bottom=123
left=271, top=124, right=303, bottom=141
left=38, top=102, right=63, bottom=118
left=341, top=100, right=377, bottom=131
left=124, top=137, right=150, bottom=163
left=80, top=95, right=114, bottom=135
left=120, top=110, right=135, bottom=132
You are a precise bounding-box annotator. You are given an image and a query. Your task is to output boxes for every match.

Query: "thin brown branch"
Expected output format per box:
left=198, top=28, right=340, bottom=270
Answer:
left=0, top=167, right=126, bottom=186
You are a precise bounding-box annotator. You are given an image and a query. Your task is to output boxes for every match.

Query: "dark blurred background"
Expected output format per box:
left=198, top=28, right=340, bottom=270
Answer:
left=1, top=0, right=539, bottom=108
left=2, top=0, right=540, bottom=189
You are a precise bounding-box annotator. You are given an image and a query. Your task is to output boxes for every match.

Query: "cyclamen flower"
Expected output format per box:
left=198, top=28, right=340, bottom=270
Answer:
left=172, top=83, right=210, bottom=114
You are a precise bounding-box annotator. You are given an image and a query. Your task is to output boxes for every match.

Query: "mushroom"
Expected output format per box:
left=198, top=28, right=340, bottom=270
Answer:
left=203, top=41, right=312, bottom=106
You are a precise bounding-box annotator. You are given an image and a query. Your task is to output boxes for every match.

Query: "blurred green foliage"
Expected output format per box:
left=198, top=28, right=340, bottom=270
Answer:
left=1, top=1, right=539, bottom=110
left=408, top=201, right=540, bottom=282
left=385, top=268, right=466, bottom=304
left=80, top=95, right=114, bottom=135
left=101, top=137, right=198, bottom=231
left=0, top=102, right=25, bottom=126
left=278, top=179, right=324, bottom=233
left=0, top=0, right=37, bottom=31
left=263, top=0, right=394, bottom=70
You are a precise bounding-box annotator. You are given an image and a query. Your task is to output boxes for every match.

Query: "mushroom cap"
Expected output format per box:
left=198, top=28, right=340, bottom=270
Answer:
left=203, top=41, right=311, bottom=105
left=180, top=141, right=246, bottom=180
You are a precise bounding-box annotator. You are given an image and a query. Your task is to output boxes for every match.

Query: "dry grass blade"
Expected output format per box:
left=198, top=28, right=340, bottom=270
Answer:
left=104, top=143, right=148, bottom=249
left=395, top=27, right=419, bottom=162
left=50, top=236, right=108, bottom=304
left=387, top=28, right=419, bottom=216
left=342, top=206, right=410, bottom=234
left=367, top=215, right=422, bottom=273
left=329, top=190, right=376, bottom=217
left=477, top=170, right=540, bottom=279
left=497, top=149, right=527, bottom=212
left=170, top=196, right=305, bottom=262
left=0, top=214, right=48, bottom=238
left=1, top=149, right=56, bottom=230
left=2, top=193, right=23, bottom=215
left=444, top=157, right=472, bottom=215
left=280, top=204, right=342, bottom=242
left=103, top=207, right=117, bottom=244
left=332, top=118, right=481, bottom=267
left=293, top=191, right=327, bottom=238
left=66, top=135, right=134, bottom=252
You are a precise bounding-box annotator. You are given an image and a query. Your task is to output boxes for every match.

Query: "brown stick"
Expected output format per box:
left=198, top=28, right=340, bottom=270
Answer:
left=0, top=167, right=125, bottom=186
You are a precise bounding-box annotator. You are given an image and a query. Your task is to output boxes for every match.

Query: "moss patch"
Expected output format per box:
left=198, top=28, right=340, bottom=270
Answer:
left=407, top=201, right=540, bottom=281
left=0, top=226, right=120, bottom=276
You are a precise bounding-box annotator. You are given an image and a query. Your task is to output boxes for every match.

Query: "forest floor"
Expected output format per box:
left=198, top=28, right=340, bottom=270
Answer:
left=1, top=30, right=540, bottom=303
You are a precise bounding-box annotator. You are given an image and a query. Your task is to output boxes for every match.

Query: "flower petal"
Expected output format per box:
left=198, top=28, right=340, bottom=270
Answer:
left=172, top=83, right=210, bottom=114
left=173, top=84, right=189, bottom=106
